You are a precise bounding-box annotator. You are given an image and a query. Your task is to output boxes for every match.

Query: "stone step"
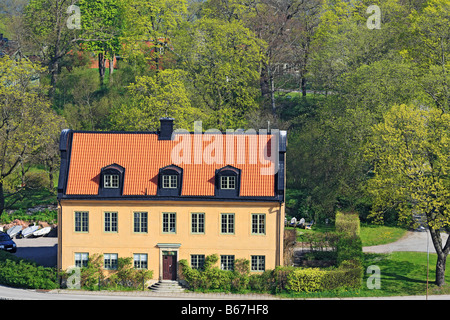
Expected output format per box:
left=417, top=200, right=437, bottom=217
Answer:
left=149, top=280, right=185, bottom=293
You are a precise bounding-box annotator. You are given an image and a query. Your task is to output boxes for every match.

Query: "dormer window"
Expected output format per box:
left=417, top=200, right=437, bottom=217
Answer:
left=220, top=176, right=235, bottom=190
left=157, top=164, right=183, bottom=196
left=215, top=166, right=240, bottom=198
left=162, top=175, right=178, bottom=189
left=98, top=163, right=125, bottom=197
left=104, top=174, right=119, bottom=188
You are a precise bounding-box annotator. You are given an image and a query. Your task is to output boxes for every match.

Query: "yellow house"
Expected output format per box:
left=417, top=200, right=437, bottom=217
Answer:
left=57, top=118, right=287, bottom=282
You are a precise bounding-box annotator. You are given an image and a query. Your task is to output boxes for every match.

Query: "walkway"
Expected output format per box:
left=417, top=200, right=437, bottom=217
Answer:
left=363, top=230, right=448, bottom=254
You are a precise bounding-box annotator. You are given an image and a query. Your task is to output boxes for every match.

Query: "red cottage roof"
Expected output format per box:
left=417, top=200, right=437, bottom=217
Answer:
left=65, top=131, right=278, bottom=198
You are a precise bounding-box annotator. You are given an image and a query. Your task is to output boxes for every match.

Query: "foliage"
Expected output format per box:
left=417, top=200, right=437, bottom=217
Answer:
left=335, top=211, right=360, bottom=236
left=106, top=257, right=153, bottom=290
left=0, top=251, right=58, bottom=289
left=110, top=69, right=201, bottom=131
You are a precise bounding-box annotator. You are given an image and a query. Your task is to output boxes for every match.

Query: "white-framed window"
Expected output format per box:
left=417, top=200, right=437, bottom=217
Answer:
left=221, top=213, right=234, bottom=234
left=104, top=253, right=118, bottom=270
left=162, top=175, right=177, bottom=188
left=220, top=255, right=235, bottom=271
left=134, top=212, right=148, bottom=233
left=191, top=254, right=205, bottom=270
left=104, top=211, right=118, bottom=232
left=251, top=214, right=266, bottom=235
left=74, top=211, right=89, bottom=232
left=251, top=255, right=265, bottom=272
left=220, top=176, right=236, bottom=189
left=162, top=212, right=176, bottom=233
left=133, top=253, right=148, bottom=269
left=191, top=212, right=205, bottom=234
left=75, top=252, right=89, bottom=268
left=104, top=174, right=119, bottom=188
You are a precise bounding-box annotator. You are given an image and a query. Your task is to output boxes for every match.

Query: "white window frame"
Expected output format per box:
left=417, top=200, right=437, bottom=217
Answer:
left=251, top=255, right=265, bottom=272
left=104, top=253, right=118, bottom=270
left=162, top=212, right=176, bottom=233
left=74, top=211, right=89, bottom=233
left=75, top=252, right=89, bottom=268
left=162, top=175, right=177, bottom=189
left=251, top=214, right=266, bottom=235
left=220, top=175, right=236, bottom=189
left=133, top=253, right=148, bottom=269
left=104, top=174, right=119, bottom=188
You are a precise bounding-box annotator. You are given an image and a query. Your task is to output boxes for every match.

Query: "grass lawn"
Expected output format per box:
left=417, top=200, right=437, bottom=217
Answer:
left=359, top=224, right=407, bottom=247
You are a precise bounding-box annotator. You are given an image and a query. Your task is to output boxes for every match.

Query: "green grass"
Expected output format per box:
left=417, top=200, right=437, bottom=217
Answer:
left=279, top=251, right=450, bottom=298
left=360, top=224, right=407, bottom=247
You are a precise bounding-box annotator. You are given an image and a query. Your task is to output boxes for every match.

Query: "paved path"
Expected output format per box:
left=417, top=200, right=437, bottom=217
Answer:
left=363, top=230, right=448, bottom=254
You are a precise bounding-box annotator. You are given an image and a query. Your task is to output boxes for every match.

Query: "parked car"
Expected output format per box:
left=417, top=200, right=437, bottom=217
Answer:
left=0, top=232, right=17, bottom=253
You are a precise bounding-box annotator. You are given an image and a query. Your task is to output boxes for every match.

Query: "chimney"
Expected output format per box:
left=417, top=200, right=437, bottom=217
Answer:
left=158, top=117, right=174, bottom=140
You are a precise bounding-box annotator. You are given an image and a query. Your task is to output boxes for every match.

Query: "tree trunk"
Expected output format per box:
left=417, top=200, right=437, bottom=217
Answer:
left=429, top=227, right=450, bottom=286
left=109, top=56, right=114, bottom=84
left=436, top=254, right=447, bottom=286
left=260, top=62, right=271, bottom=98
left=98, top=52, right=105, bottom=86
left=0, top=182, right=4, bottom=218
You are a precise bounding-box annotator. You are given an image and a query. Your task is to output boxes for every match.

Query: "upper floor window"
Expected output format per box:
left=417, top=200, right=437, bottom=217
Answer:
left=98, top=163, right=125, bottom=197
left=221, top=176, right=236, bottom=190
left=157, top=164, right=183, bottom=196
left=162, top=175, right=178, bottom=189
left=104, top=174, right=119, bottom=188
left=215, top=166, right=240, bottom=198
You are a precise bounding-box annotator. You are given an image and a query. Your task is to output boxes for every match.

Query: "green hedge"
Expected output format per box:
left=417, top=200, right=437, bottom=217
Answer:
left=335, top=211, right=360, bottom=236
left=0, top=251, right=58, bottom=289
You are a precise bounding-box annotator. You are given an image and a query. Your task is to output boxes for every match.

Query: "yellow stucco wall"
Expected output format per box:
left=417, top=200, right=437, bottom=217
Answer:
left=58, top=200, right=285, bottom=280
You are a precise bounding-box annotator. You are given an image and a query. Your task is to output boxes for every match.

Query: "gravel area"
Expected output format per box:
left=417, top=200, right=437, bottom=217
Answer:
left=363, top=230, right=448, bottom=254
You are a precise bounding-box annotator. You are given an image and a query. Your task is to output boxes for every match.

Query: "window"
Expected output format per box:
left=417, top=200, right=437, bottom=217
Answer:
left=74, top=211, right=89, bottom=232
left=191, top=213, right=205, bottom=234
left=104, top=253, right=118, bottom=270
left=134, top=212, right=148, bottom=233
left=104, top=174, right=119, bottom=188
left=251, top=255, right=265, bottom=272
left=251, top=214, right=266, bottom=235
left=157, top=165, right=183, bottom=196
left=220, top=255, right=235, bottom=271
left=191, top=255, right=205, bottom=270
left=220, top=176, right=236, bottom=189
left=75, top=252, right=89, bottom=268
left=221, top=213, right=234, bottom=234
left=162, top=175, right=177, bottom=189
left=134, top=254, right=148, bottom=269
left=215, top=166, right=240, bottom=198
left=104, top=212, right=118, bottom=232
left=162, top=212, right=176, bottom=233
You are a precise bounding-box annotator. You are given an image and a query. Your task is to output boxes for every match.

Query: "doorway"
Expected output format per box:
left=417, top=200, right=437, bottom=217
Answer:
left=162, top=251, right=177, bottom=280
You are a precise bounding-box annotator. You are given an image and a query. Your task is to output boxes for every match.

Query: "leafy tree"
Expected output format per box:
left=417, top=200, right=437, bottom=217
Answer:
left=0, top=56, right=61, bottom=216
left=365, top=104, right=450, bottom=286
left=174, top=17, right=264, bottom=129
left=110, top=69, right=202, bottom=131
left=24, top=0, right=80, bottom=96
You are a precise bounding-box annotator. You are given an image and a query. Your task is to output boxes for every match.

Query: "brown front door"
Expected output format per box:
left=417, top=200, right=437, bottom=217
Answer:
left=163, top=253, right=177, bottom=280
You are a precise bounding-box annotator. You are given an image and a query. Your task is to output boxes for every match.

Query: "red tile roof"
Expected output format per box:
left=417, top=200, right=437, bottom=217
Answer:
left=65, top=132, right=277, bottom=197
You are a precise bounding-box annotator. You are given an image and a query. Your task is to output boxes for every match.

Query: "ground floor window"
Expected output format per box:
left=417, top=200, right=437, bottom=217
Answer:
left=251, top=255, right=265, bottom=271
left=104, top=253, right=118, bottom=270
left=133, top=253, right=148, bottom=269
left=191, top=254, right=205, bottom=270
left=74, top=252, right=89, bottom=268
left=220, top=255, right=235, bottom=271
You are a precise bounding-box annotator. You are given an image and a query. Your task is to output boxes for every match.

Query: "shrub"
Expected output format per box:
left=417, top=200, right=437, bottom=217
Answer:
left=336, top=235, right=363, bottom=265
left=24, top=171, right=51, bottom=190
left=286, top=268, right=325, bottom=293
left=335, top=211, right=360, bottom=236
left=0, top=251, right=58, bottom=289
left=106, top=257, right=153, bottom=290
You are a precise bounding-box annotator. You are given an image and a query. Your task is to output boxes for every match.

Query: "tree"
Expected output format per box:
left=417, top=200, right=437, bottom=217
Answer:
left=365, top=104, right=450, bottom=286
left=174, top=17, right=264, bottom=129
left=110, top=69, right=201, bottom=131
left=77, top=0, right=125, bottom=86
left=24, top=0, right=80, bottom=96
left=0, top=56, right=61, bottom=216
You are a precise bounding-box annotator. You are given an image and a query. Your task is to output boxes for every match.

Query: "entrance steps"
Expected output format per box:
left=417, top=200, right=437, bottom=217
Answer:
left=149, top=280, right=185, bottom=293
